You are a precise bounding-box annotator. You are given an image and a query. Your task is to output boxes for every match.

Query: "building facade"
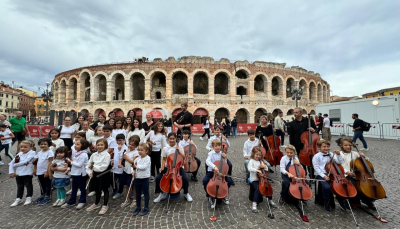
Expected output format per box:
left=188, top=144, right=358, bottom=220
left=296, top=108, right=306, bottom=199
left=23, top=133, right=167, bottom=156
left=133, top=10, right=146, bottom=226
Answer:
left=35, top=96, right=51, bottom=123
left=362, top=86, right=400, bottom=99
left=51, top=56, right=330, bottom=125
left=0, top=83, right=20, bottom=119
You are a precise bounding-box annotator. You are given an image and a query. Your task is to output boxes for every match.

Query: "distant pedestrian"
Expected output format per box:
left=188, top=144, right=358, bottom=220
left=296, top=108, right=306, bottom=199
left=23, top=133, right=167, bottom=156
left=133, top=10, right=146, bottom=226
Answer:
left=322, top=114, right=331, bottom=142
left=231, top=116, right=238, bottom=138
left=350, top=113, right=368, bottom=151
left=274, top=111, right=285, bottom=146
left=200, top=116, right=210, bottom=140
left=316, top=113, right=323, bottom=135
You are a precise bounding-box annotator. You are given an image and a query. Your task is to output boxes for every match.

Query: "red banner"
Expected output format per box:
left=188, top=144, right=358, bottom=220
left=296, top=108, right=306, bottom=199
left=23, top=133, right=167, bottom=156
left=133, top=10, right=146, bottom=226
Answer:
left=237, top=123, right=258, bottom=133
left=41, top=126, right=55, bottom=138
left=191, top=124, right=204, bottom=133
left=28, top=126, right=41, bottom=138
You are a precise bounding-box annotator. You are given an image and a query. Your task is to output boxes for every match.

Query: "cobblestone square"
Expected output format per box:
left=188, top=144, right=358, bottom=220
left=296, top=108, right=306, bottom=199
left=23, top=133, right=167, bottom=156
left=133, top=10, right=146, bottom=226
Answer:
left=0, top=135, right=398, bottom=229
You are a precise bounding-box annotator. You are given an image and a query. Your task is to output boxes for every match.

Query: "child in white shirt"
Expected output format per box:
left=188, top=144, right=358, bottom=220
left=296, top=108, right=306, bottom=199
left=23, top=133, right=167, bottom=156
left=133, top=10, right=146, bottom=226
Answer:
left=111, top=134, right=129, bottom=198
left=33, top=138, right=54, bottom=205
left=50, top=146, right=70, bottom=207
left=0, top=124, right=15, bottom=164
left=132, top=142, right=151, bottom=216
left=49, top=128, right=65, bottom=153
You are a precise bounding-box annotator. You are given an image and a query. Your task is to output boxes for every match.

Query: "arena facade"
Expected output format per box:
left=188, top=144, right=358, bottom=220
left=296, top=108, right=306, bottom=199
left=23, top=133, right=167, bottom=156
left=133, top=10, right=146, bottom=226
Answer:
left=51, top=56, right=330, bottom=125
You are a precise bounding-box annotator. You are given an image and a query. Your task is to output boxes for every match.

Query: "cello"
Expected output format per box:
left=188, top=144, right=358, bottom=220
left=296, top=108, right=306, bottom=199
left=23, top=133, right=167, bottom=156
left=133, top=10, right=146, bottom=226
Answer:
left=288, top=158, right=312, bottom=222
left=220, top=135, right=228, bottom=154
left=257, top=159, right=274, bottom=219
left=299, top=114, right=319, bottom=167
left=160, top=147, right=184, bottom=212
left=266, top=121, right=283, bottom=167
left=206, top=151, right=229, bottom=221
left=325, top=152, right=358, bottom=226
left=350, top=144, right=387, bottom=223
left=183, top=140, right=198, bottom=173
left=253, top=133, right=267, bottom=159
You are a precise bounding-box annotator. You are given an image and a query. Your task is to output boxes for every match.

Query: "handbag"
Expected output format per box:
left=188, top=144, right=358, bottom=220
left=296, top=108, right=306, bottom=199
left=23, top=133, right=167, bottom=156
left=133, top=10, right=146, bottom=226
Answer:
left=17, top=119, right=28, bottom=136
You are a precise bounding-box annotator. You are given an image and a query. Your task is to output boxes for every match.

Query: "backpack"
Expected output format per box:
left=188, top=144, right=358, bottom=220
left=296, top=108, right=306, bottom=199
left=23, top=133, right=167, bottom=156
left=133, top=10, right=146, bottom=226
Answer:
left=361, top=120, right=371, bottom=132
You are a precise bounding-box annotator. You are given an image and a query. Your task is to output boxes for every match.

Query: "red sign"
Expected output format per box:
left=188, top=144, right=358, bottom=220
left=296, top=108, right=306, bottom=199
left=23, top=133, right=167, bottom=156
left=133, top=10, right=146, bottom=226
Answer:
left=115, top=109, right=124, bottom=117
left=41, top=126, right=55, bottom=137
left=134, top=108, right=142, bottom=116
left=99, top=110, right=106, bottom=116
left=191, top=124, right=204, bottom=133
left=172, top=109, right=182, bottom=116
left=148, top=110, right=163, bottom=118
left=194, top=108, right=208, bottom=116
left=237, top=123, right=258, bottom=133
left=28, top=126, right=41, bottom=138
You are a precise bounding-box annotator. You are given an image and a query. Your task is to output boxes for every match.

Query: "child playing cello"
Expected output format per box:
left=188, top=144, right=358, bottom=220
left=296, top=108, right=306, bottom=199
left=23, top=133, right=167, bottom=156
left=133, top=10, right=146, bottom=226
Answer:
left=178, top=130, right=201, bottom=182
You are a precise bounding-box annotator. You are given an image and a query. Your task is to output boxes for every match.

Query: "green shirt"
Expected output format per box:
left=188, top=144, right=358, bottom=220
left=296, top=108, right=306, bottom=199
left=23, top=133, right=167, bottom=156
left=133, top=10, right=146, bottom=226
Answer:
left=9, top=117, right=26, bottom=132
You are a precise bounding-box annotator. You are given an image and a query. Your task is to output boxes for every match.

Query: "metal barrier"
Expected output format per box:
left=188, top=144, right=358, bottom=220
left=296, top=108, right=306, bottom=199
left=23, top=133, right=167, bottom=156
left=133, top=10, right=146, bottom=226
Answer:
left=344, top=123, right=383, bottom=140
left=329, top=123, right=346, bottom=136
left=381, top=123, right=400, bottom=140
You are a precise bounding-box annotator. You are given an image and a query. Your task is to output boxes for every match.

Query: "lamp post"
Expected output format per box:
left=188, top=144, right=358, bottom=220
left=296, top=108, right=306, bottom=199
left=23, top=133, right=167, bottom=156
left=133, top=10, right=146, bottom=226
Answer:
left=38, top=82, right=53, bottom=123
left=287, top=79, right=304, bottom=107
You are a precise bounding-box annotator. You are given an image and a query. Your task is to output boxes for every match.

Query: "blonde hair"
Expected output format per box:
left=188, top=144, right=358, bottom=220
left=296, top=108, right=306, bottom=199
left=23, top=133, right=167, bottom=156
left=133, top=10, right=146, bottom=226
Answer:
left=317, top=139, right=330, bottom=148
left=285, top=144, right=296, bottom=154
left=251, top=147, right=262, bottom=159
left=138, top=142, right=152, bottom=154
left=211, top=139, right=221, bottom=147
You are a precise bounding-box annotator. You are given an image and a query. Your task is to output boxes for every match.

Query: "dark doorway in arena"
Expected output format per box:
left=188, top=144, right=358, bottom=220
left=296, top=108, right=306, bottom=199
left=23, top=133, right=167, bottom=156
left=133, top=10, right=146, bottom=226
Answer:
left=287, top=109, right=294, bottom=116
left=172, top=72, right=188, bottom=94
left=214, top=73, right=229, bottom=95
left=95, top=74, right=107, bottom=101
left=155, top=92, right=161, bottom=99
left=193, top=73, right=208, bottom=94
left=286, top=78, right=295, bottom=98
left=271, top=77, right=280, bottom=96
left=235, top=70, right=247, bottom=79
left=82, top=73, right=90, bottom=101
left=236, top=86, right=246, bottom=96
left=131, top=73, right=145, bottom=100
left=254, top=108, right=266, bottom=123
left=254, top=75, right=265, bottom=92
left=309, top=82, right=316, bottom=101
left=215, top=108, right=229, bottom=123
left=114, top=74, right=125, bottom=100
left=272, top=108, right=282, bottom=117
left=235, top=108, right=248, bottom=124
left=152, top=72, right=166, bottom=87
left=68, top=78, right=78, bottom=101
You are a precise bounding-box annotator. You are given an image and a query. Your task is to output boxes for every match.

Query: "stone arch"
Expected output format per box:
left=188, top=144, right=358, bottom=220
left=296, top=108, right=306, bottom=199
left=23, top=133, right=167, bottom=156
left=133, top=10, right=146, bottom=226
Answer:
left=254, top=108, right=267, bottom=123
left=79, top=71, right=91, bottom=102
left=235, top=69, right=249, bottom=79
left=271, top=75, right=284, bottom=96
left=68, top=76, right=78, bottom=101
left=193, top=72, right=208, bottom=94
left=53, top=82, right=59, bottom=103
left=151, top=71, right=166, bottom=99
left=131, top=73, right=145, bottom=100
left=254, top=74, right=267, bottom=92
left=172, top=108, right=182, bottom=121
left=286, top=77, right=295, bottom=98
left=272, top=108, right=282, bottom=117
left=309, top=81, right=317, bottom=101
left=299, top=79, right=308, bottom=101
left=80, top=109, right=89, bottom=115
left=287, top=109, right=294, bottom=116
left=317, top=83, right=322, bottom=102
left=94, top=74, right=107, bottom=101
left=303, top=109, right=308, bottom=114
left=236, top=86, right=247, bottom=96
left=323, top=85, right=327, bottom=103
left=59, top=79, right=67, bottom=103
left=310, top=110, right=316, bottom=115
left=214, top=72, right=229, bottom=95
left=172, top=71, right=188, bottom=94
left=214, top=107, right=230, bottom=123
left=235, top=108, right=249, bottom=124
left=78, top=69, right=92, bottom=79
left=193, top=108, right=209, bottom=124
left=111, top=72, right=125, bottom=100
left=94, top=108, right=106, bottom=119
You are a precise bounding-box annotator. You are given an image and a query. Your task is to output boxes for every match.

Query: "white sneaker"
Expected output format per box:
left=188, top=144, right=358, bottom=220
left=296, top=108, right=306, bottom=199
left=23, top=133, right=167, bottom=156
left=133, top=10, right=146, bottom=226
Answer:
left=0, top=161, right=4, bottom=165
left=57, top=199, right=66, bottom=206
left=66, top=189, right=72, bottom=195
left=101, top=191, right=104, bottom=197
left=24, top=197, right=32, bottom=206
left=200, top=137, right=203, bottom=141
left=208, top=197, right=215, bottom=209
left=76, top=203, right=86, bottom=210
left=88, top=191, right=96, bottom=197
left=154, top=192, right=168, bottom=203
left=252, top=206, right=258, bottom=213
left=61, top=203, right=72, bottom=208
left=223, top=196, right=229, bottom=205
left=10, top=198, right=23, bottom=207
left=77, top=190, right=81, bottom=196
left=184, top=193, right=193, bottom=202
left=269, top=199, right=276, bottom=208
left=53, top=199, right=61, bottom=207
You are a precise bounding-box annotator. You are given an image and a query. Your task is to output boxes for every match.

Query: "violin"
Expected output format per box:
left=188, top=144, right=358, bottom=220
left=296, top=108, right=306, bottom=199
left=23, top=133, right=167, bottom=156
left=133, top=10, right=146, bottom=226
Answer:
left=14, top=154, right=20, bottom=163
left=265, top=121, right=283, bottom=166
left=206, top=152, right=229, bottom=200
left=176, top=112, right=187, bottom=124
left=350, top=145, right=386, bottom=200
left=299, top=114, right=320, bottom=167
left=120, top=149, right=127, bottom=166
left=325, top=156, right=357, bottom=199
left=160, top=148, right=184, bottom=194
left=183, top=141, right=198, bottom=173
left=288, top=160, right=312, bottom=201
left=257, top=160, right=273, bottom=197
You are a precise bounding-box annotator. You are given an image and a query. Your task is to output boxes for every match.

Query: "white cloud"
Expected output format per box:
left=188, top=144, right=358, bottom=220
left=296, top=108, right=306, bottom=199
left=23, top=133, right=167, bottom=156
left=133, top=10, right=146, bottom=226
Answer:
left=0, top=0, right=399, bottom=96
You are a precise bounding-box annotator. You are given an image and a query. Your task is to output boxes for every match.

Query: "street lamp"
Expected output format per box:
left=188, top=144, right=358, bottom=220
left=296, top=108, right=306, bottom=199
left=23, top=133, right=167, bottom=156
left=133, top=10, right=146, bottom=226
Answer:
left=287, top=79, right=304, bottom=107
left=38, top=82, right=53, bottom=123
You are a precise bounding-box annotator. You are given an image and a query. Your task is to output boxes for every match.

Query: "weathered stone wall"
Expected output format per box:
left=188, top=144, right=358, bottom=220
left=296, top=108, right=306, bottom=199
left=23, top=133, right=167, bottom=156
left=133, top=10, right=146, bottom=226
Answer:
left=51, top=56, right=330, bottom=125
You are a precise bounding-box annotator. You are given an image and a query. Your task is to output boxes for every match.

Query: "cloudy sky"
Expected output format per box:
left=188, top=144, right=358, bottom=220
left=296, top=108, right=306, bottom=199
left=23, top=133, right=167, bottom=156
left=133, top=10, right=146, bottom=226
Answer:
left=0, top=0, right=399, bottom=97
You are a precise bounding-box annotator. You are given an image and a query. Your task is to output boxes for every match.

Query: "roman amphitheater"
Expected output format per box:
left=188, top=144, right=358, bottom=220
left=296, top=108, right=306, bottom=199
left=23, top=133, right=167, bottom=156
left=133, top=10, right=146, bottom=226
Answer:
left=50, top=56, right=330, bottom=124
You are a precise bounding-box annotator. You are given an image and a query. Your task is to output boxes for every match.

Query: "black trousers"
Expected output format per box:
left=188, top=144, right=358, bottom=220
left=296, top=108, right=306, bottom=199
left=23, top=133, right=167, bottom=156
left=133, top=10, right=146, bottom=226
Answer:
left=150, top=150, right=162, bottom=177
left=37, top=174, right=51, bottom=196
left=16, top=175, right=33, bottom=199
left=93, top=171, right=110, bottom=206
left=201, top=128, right=210, bottom=138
